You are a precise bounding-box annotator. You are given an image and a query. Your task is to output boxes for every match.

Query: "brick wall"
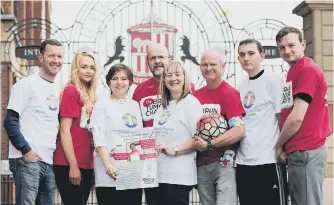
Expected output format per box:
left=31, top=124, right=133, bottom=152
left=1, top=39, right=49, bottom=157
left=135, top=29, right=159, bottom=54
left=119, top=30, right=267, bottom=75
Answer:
left=0, top=0, right=50, bottom=159
left=1, top=63, right=11, bottom=159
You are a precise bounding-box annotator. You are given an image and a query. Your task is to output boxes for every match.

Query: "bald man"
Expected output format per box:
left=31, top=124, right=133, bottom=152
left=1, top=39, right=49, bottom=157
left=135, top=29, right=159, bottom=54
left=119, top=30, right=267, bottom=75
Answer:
left=133, top=43, right=170, bottom=128
left=193, top=50, right=245, bottom=205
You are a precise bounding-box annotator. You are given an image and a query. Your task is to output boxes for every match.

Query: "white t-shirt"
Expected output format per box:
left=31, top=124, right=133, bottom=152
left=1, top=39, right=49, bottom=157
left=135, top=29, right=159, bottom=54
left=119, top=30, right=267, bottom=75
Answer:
left=7, top=74, right=60, bottom=165
left=89, top=98, right=143, bottom=187
left=154, top=94, right=202, bottom=186
left=236, top=70, right=284, bottom=165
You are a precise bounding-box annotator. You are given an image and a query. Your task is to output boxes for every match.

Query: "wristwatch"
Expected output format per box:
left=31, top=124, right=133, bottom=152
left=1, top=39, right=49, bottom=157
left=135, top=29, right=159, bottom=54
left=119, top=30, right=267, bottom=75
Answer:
left=172, top=147, right=179, bottom=156
left=207, top=139, right=215, bottom=152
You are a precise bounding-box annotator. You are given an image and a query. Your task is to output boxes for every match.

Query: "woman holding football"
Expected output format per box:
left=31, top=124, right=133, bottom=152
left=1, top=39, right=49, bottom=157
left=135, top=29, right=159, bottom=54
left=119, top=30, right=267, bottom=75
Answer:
left=154, top=61, right=202, bottom=205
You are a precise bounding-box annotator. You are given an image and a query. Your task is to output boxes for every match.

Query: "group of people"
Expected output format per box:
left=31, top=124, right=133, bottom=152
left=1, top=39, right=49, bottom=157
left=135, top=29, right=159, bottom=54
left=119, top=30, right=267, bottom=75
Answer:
left=4, top=26, right=331, bottom=205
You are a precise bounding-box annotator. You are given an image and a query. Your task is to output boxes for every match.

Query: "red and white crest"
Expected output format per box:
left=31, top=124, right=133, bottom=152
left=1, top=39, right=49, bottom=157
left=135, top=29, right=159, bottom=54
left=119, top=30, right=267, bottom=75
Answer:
left=127, top=14, right=178, bottom=85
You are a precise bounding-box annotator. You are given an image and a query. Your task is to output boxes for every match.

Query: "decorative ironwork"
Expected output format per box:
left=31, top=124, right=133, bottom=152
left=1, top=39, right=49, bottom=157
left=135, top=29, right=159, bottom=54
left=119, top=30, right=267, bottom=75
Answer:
left=3, top=18, right=69, bottom=80
left=1, top=1, right=294, bottom=204
left=234, top=19, right=288, bottom=81
left=68, top=0, right=235, bottom=89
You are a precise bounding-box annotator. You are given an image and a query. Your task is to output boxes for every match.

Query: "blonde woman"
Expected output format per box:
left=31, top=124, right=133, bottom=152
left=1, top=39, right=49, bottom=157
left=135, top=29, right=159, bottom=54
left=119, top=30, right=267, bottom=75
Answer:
left=155, top=61, right=202, bottom=205
left=53, top=52, right=98, bottom=205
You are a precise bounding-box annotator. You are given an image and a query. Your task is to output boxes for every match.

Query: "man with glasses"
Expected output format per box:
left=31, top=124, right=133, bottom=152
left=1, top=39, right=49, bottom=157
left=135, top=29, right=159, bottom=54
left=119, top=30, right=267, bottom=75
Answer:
left=132, top=43, right=171, bottom=205
left=133, top=43, right=170, bottom=128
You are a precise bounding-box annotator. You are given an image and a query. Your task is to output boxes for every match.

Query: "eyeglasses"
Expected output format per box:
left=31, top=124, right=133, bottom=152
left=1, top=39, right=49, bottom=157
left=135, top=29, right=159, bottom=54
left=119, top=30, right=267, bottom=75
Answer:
left=148, top=55, right=168, bottom=62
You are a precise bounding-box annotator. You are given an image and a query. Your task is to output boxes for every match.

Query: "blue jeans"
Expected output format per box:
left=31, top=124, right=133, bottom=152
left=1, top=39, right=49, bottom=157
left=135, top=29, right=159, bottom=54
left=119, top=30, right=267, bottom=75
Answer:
left=9, top=157, right=56, bottom=205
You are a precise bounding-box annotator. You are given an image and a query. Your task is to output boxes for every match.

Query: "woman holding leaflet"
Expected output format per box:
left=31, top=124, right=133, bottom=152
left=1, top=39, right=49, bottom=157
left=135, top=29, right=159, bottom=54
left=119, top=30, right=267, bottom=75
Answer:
left=89, top=64, right=143, bottom=205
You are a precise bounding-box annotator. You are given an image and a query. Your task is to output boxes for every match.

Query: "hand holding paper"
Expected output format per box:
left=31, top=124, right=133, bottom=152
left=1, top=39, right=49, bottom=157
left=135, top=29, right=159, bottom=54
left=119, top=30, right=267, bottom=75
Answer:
left=105, top=163, right=117, bottom=180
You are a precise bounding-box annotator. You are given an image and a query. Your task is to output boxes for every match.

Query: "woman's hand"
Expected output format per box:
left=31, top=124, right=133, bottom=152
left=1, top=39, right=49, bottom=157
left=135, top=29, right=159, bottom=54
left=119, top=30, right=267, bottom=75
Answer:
left=105, top=164, right=117, bottom=180
left=156, top=144, right=176, bottom=156
left=69, top=165, right=81, bottom=185
left=86, top=105, right=94, bottom=116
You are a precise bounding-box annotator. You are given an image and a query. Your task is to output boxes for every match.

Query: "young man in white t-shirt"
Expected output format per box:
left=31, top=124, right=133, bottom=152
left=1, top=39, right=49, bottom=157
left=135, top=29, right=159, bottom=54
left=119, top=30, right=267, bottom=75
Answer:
left=4, top=39, right=63, bottom=205
left=236, top=39, right=288, bottom=205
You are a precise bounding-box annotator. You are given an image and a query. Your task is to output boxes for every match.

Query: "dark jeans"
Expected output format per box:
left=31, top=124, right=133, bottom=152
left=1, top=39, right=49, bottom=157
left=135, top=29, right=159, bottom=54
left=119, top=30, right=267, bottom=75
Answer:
left=53, top=165, right=94, bottom=205
left=157, top=183, right=193, bottom=205
left=96, top=187, right=142, bottom=205
left=9, top=158, right=56, bottom=205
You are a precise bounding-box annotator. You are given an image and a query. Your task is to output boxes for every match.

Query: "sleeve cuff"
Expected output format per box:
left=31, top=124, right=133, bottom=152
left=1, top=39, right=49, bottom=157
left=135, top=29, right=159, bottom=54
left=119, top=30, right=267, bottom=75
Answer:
left=294, top=93, right=312, bottom=104
left=91, top=127, right=107, bottom=148
left=21, top=144, right=32, bottom=155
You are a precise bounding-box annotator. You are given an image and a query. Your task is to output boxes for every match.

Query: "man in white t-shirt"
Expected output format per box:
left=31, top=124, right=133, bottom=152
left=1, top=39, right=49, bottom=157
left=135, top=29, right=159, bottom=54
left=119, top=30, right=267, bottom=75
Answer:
left=236, top=39, right=288, bottom=205
left=4, top=39, right=63, bottom=205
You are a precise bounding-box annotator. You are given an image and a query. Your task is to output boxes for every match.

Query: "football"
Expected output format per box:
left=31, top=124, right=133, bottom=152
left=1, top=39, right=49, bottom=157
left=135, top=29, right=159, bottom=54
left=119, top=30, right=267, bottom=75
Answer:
left=196, top=112, right=228, bottom=141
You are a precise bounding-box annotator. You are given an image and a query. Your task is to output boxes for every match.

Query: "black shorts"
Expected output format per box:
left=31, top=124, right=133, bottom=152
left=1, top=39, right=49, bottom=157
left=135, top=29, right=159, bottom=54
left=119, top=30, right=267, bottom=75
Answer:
left=236, top=163, right=289, bottom=205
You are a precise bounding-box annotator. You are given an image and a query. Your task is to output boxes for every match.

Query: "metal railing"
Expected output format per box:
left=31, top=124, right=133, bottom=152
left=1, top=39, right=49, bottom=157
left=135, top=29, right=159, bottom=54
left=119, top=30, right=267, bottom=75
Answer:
left=1, top=175, right=202, bottom=205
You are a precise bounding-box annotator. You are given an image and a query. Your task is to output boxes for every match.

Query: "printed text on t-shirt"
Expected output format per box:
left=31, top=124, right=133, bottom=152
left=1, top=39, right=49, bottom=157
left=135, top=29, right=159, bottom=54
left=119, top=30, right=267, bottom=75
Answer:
left=282, top=81, right=293, bottom=109
left=140, top=96, right=162, bottom=120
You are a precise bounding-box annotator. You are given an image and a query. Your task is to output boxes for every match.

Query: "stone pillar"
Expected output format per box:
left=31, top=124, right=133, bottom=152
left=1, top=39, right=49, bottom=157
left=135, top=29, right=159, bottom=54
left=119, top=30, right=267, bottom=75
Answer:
left=293, top=1, right=333, bottom=204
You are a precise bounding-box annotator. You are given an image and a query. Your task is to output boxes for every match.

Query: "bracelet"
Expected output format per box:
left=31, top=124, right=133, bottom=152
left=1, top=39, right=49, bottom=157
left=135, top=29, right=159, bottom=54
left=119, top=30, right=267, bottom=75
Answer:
left=207, top=139, right=215, bottom=152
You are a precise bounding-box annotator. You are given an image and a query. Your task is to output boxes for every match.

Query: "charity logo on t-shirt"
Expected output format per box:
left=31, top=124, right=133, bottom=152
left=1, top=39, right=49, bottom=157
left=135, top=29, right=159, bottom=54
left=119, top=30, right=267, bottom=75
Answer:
left=202, top=104, right=220, bottom=115
left=158, top=110, right=171, bottom=125
left=140, top=95, right=162, bottom=121
left=122, top=113, right=138, bottom=128
left=45, top=94, right=58, bottom=111
left=282, top=81, right=293, bottom=109
left=242, top=91, right=256, bottom=109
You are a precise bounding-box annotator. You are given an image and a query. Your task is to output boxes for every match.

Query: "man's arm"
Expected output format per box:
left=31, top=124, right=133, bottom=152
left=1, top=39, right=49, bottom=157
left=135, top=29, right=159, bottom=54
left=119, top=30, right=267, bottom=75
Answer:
left=275, top=97, right=309, bottom=147
left=194, top=116, right=245, bottom=151
left=211, top=124, right=245, bottom=147
left=4, top=109, right=31, bottom=154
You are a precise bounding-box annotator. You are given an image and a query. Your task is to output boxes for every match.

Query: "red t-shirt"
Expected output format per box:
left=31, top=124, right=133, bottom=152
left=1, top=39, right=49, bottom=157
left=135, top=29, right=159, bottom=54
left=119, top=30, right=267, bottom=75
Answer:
left=53, top=85, right=94, bottom=169
left=194, top=81, right=245, bottom=166
left=281, top=56, right=332, bottom=154
left=132, top=77, right=196, bottom=127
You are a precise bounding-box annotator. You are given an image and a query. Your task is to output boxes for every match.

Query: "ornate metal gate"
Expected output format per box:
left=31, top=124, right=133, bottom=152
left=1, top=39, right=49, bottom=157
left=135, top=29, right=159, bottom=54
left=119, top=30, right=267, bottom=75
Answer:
left=2, top=1, right=290, bottom=204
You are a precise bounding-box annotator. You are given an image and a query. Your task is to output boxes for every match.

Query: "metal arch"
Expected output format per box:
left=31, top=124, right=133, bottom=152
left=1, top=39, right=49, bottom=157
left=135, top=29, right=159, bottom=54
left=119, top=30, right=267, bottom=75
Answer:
left=70, top=1, right=96, bottom=42
left=70, top=1, right=134, bottom=54
left=69, top=0, right=97, bottom=54
left=95, top=1, right=141, bottom=53
left=234, top=19, right=288, bottom=75
left=206, top=1, right=235, bottom=44
left=3, top=18, right=69, bottom=47
left=3, top=18, right=69, bottom=77
left=85, top=0, right=212, bottom=55
left=168, top=1, right=210, bottom=50
left=205, top=1, right=236, bottom=84
left=214, top=1, right=234, bottom=42
left=235, top=19, right=286, bottom=42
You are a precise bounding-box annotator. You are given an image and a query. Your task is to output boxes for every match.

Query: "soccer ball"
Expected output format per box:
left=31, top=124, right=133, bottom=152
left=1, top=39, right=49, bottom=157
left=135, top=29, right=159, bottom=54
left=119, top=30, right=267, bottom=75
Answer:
left=196, top=112, right=228, bottom=141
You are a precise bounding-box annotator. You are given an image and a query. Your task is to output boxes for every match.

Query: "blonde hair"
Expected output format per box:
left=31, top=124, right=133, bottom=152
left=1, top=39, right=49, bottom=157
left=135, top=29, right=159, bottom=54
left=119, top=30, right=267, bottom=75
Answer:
left=159, top=61, right=191, bottom=109
left=67, top=52, right=98, bottom=107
